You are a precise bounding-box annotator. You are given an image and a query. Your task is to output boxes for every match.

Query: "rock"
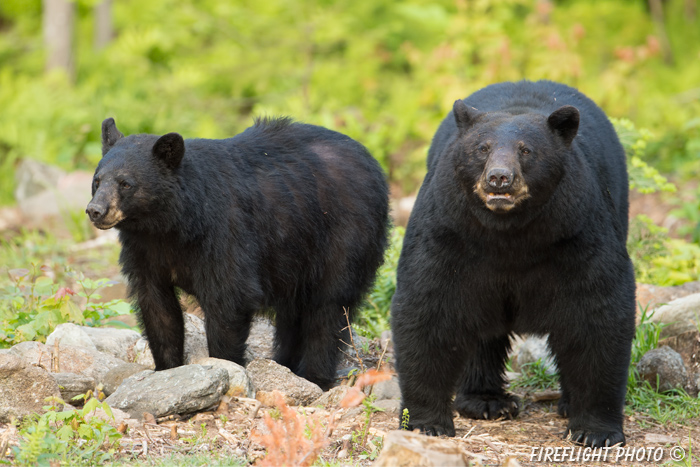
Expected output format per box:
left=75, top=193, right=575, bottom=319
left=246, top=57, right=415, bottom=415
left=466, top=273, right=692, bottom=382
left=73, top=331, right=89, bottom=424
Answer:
left=658, top=330, right=700, bottom=394
left=84, top=406, right=132, bottom=426
left=46, top=323, right=97, bottom=351
left=130, top=313, right=208, bottom=368
left=14, top=159, right=93, bottom=220
left=373, top=430, right=468, bottom=467
left=636, top=282, right=700, bottom=315
left=380, top=330, right=393, bottom=352
left=371, top=376, right=401, bottom=400
left=312, top=385, right=351, bottom=407
left=194, top=357, right=255, bottom=398
left=182, top=313, right=209, bottom=363
left=9, top=340, right=125, bottom=383
left=510, top=335, right=557, bottom=374
left=247, top=358, right=323, bottom=406
left=104, top=364, right=229, bottom=419
left=52, top=372, right=96, bottom=403
left=374, top=399, right=401, bottom=414
left=102, top=363, right=150, bottom=396
left=636, top=346, right=689, bottom=392
left=131, top=338, right=155, bottom=368
left=245, top=318, right=276, bottom=362
left=649, top=293, right=700, bottom=338
left=0, top=353, right=62, bottom=422
left=81, top=326, right=141, bottom=362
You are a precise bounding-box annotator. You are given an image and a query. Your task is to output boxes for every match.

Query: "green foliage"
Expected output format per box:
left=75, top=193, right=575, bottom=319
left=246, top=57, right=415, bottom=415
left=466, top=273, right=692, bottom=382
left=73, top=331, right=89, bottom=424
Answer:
left=12, top=395, right=122, bottom=466
left=400, top=408, right=410, bottom=431
left=354, top=227, right=404, bottom=338
left=625, top=306, right=700, bottom=425
left=612, top=118, right=676, bottom=194
left=627, top=215, right=700, bottom=286
left=510, top=358, right=560, bottom=392
left=0, top=265, right=133, bottom=348
left=0, top=0, right=699, bottom=204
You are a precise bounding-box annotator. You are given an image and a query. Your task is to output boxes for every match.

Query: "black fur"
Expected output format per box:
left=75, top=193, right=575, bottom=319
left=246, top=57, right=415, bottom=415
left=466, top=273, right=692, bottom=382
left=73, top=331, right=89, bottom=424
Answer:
left=87, top=117, right=390, bottom=390
left=392, top=80, right=635, bottom=447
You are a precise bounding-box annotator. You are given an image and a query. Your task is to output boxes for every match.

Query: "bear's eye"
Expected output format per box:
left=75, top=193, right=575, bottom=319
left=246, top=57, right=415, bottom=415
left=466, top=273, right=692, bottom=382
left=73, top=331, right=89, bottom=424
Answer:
left=478, top=145, right=489, bottom=153
left=94, top=179, right=100, bottom=189
left=521, top=147, right=532, bottom=156
left=120, top=181, right=131, bottom=190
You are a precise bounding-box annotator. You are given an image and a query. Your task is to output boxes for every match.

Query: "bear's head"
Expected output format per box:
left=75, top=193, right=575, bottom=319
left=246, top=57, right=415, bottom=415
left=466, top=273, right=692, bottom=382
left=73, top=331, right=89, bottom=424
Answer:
left=86, top=118, right=185, bottom=231
left=450, top=100, right=579, bottom=218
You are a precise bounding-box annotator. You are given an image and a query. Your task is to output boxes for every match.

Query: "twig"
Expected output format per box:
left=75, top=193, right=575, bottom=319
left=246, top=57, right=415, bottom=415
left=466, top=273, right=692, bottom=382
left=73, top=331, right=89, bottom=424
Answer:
left=342, top=306, right=364, bottom=372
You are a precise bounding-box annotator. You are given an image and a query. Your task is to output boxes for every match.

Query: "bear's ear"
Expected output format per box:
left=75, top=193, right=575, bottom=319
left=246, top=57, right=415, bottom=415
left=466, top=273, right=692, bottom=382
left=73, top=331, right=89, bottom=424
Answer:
left=101, top=118, right=124, bottom=156
left=153, top=133, right=185, bottom=169
left=547, top=105, right=580, bottom=147
left=453, top=100, right=480, bottom=132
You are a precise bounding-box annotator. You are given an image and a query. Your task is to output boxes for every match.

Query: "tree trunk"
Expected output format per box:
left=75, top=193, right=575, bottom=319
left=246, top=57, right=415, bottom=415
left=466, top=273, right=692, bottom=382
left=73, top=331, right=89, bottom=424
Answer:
left=647, top=0, right=675, bottom=65
left=94, top=0, right=113, bottom=50
left=42, top=0, right=75, bottom=77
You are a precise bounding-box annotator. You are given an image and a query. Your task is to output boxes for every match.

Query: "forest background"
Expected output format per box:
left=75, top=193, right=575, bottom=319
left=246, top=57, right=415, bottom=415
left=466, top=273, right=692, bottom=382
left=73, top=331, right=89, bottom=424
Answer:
left=0, top=0, right=700, bottom=306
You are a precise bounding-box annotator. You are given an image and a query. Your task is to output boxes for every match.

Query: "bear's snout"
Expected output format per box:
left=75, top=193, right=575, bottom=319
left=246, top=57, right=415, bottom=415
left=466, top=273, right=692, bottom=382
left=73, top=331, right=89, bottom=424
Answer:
left=487, top=167, right=514, bottom=189
left=86, top=202, right=108, bottom=223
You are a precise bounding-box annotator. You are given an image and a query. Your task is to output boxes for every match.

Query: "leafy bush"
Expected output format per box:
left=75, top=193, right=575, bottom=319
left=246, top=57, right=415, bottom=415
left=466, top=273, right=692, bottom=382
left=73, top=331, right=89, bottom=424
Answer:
left=0, top=265, right=133, bottom=348
left=12, top=395, right=122, bottom=466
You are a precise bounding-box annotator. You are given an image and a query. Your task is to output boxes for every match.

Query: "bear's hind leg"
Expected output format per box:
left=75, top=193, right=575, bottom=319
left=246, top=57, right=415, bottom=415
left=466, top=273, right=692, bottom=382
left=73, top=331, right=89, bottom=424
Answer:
left=272, top=305, right=304, bottom=372
left=292, top=303, right=351, bottom=391
left=454, top=335, right=520, bottom=420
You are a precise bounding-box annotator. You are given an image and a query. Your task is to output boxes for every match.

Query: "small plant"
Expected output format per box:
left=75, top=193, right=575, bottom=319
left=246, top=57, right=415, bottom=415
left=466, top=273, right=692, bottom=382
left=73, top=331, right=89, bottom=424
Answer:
left=12, top=395, right=122, bottom=465
left=0, top=265, right=133, bottom=347
left=401, top=408, right=410, bottom=431
left=252, top=391, right=328, bottom=467
left=511, top=358, right=559, bottom=392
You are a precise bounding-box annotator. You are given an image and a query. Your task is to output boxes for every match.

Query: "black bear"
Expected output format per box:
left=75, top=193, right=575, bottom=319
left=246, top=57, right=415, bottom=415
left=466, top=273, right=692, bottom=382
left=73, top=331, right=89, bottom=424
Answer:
left=391, top=80, right=635, bottom=447
left=86, top=117, right=389, bottom=390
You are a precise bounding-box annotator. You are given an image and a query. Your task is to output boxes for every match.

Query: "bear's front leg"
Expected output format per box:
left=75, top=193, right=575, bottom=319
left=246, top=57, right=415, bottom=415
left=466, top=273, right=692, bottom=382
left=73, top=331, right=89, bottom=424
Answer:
left=393, top=307, right=465, bottom=436
left=454, top=335, right=520, bottom=420
left=549, top=315, right=634, bottom=447
left=132, top=278, right=185, bottom=370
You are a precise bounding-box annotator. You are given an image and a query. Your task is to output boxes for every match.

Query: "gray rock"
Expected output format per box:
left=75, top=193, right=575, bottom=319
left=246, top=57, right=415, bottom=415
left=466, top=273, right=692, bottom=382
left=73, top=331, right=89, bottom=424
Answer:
left=0, top=353, right=62, bottom=422
left=374, top=430, right=468, bottom=467
left=245, top=318, right=276, bottom=362
left=373, top=399, right=401, bottom=414
left=102, top=363, right=150, bottom=396
left=312, top=385, right=351, bottom=407
left=14, top=159, right=64, bottom=201
left=46, top=323, right=97, bottom=350
left=371, top=376, right=401, bottom=401
left=650, top=293, right=700, bottom=338
left=658, top=330, right=700, bottom=395
left=511, top=335, right=557, bottom=374
left=194, top=357, right=255, bottom=398
left=81, top=326, right=141, bottom=362
left=247, top=358, right=323, bottom=406
left=14, top=160, right=93, bottom=220
left=131, top=338, right=155, bottom=368
left=10, top=340, right=125, bottom=383
left=636, top=346, right=689, bottom=392
left=52, top=372, right=96, bottom=403
left=104, top=364, right=229, bottom=419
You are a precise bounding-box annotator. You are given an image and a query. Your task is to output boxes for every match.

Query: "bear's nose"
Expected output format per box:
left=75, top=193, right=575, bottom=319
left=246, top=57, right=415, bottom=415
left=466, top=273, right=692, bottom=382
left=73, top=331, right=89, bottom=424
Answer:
left=86, top=203, right=107, bottom=222
left=487, top=167, right=513, bottom=189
